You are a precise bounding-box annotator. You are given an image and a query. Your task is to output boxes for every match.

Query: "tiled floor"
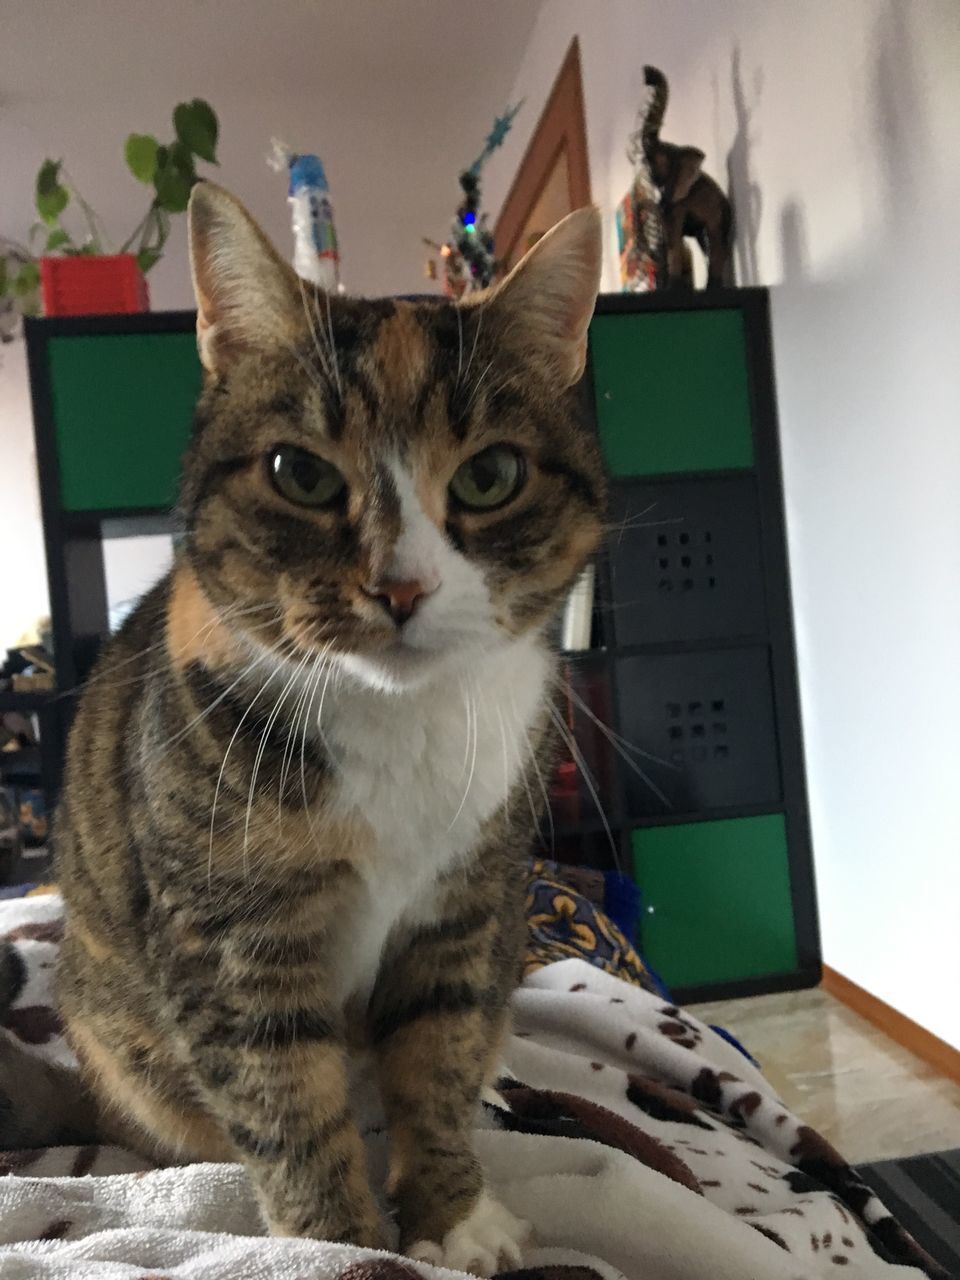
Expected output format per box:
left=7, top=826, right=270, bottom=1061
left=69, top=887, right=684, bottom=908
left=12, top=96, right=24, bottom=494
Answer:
left=692, top=986, right=960, bottom=1164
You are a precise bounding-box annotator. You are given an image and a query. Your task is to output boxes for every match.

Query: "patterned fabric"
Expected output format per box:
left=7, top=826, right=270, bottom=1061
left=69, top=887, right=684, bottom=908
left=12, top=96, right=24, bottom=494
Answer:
left=0, top=894, right=946, bottom=1278
left=524, top=860, right=664, bottom=996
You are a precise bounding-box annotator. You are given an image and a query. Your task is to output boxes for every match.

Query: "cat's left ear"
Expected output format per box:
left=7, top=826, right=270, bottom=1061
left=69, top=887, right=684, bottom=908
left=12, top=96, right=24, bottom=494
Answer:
left=188, top=181, right=301, bottom=373
left=485, top=205, right=602, bottom=386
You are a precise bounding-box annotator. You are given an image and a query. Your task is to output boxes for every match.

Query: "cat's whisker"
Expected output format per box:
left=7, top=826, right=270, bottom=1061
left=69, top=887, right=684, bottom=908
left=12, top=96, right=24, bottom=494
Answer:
left=278, top=649, right=319, bottom=832
left=320, top=286, right=343, bottom=402
left=313, top=643, right=338, bottom=754
left=244, top=647, right=315, bottom=876
left=454, top=302, right=464, bottom=389
left=208, top=658, right=293, bottom=892
left=494, top=703, right=511, bottom=819
left=297, top=274, right=335, bottom=386
left=604, top=501, right=659, bottom=542
left=503, top=702, right=545, bottom=849
left=552, top=674, right=678, bottom=779
left=505, top=689, right=552, bottom=855
left=462, top=302, right=484, bottom=386
left=277, top=331, right=329, bottom=398
left=297, top=652, right=326, bottom=811
left=122, top=611, right=296, bottom=737
left=457, top=678, right=474, bottom=783
left=467, top=357, right=497, bottom=412
left=449, top=680, right=480, bottom=831
left=547, top=703, right=621, bottom=872
left=610, top=501, right=657, bottom=526
left=606, top=515, right=679, bottom=534
left=558, top=689, right=675, bottom=811
left=299, top=644, right=335, bottom=852
left=525, top=742, right=555, bottom=858
left=57, top=600, right=279, bottom=701
left=605, top=513, right=685, bottom=539
left=137, top=628, right=291, bottom=768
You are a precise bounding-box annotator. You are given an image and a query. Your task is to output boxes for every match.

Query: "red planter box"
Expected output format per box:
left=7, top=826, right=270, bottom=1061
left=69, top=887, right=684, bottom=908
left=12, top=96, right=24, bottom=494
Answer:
left=40, top=253, right=149, bottom=318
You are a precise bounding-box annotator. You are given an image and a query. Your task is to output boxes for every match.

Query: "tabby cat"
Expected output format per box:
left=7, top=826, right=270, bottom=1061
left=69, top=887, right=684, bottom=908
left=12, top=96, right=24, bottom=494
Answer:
left=22, top=184, right=606, bottom=1273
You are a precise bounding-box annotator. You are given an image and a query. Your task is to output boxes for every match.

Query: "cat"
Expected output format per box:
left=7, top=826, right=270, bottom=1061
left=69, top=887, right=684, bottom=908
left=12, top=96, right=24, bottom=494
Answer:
left=641, top=65, right=734, bottom=289
left=2, top=184, right=605, bottom=1275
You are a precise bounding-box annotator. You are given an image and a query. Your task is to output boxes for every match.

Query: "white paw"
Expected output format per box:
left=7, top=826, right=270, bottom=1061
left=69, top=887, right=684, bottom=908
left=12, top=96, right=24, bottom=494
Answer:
left=408, top=1191, right=531, bottom=1277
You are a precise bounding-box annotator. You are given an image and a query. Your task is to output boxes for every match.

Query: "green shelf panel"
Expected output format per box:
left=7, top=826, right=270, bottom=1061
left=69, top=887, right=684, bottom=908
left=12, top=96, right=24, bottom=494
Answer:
left=631, top=813, right=797, bottom=989
left=48, top=332, right=201, bottom=512
left=590, top=310, right=754, bottom=477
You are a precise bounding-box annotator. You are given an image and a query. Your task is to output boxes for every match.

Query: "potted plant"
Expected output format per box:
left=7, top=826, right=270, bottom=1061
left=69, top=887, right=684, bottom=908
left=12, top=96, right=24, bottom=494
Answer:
left=0, top=98, right=219, bottom=324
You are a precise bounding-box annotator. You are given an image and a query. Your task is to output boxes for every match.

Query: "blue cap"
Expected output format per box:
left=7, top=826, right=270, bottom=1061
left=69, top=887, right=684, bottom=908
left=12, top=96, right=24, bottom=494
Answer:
left=288, top=154, right=329, bottom=196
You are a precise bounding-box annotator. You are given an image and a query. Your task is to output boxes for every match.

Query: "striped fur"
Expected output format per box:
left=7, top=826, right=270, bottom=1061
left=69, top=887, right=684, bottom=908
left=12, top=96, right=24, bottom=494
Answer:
left=46, top=185, right=605, bottom=1267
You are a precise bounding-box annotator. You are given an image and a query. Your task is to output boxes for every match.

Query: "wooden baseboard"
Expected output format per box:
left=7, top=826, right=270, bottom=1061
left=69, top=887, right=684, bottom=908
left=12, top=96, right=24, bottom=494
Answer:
left=822, top=965, right=960, bottom=1085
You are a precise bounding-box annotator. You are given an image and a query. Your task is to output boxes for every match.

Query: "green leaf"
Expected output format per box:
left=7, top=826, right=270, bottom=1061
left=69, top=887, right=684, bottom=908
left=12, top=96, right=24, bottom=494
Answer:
left=0, top=259, right=8, bottom=297
left=45, top=229, right=70, bottom=252
left=36, top=158, right=62, bottom=197
left=125, top=133, right=159, bottom=183
left=154, top=160, right=193, bottom=212
left=36, top=185, right=69, bottom=226
left=36, top=160, right=69, bottom=225
left=13, top=261, right=40, bottom=297
left=166, top=140, right=196, bottom=176
left=173, top=99, right=218, bottom=164
left=136, top=248, right=161, bottom=273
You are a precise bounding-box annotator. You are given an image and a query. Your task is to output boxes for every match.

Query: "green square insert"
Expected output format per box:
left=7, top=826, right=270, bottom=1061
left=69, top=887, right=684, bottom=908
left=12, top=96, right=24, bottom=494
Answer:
left=49, top=331, right=202, bottom=512
left=631, top=814, right=797, bottom=989
left=590, top=310, right=754, bottom=477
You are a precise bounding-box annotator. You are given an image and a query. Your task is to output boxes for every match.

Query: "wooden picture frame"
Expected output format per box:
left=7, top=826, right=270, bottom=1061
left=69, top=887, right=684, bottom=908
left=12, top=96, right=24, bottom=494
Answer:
left=494, top=37, right=591, bottom=271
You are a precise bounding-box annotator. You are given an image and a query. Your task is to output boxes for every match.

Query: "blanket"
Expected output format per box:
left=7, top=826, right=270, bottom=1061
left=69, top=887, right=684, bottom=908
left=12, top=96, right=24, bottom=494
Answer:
left=0, top=892, right=944, bottom=1280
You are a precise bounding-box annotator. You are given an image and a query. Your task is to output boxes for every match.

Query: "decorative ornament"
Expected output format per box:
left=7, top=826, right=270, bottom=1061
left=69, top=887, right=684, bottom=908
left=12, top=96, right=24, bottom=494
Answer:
left=631, top=66, right=734, bottom=290
left=424, top=102, right=522, bottom=299
left=618, top=76, right=667, bottom=291
left=268, top=139, right=341, bottom=292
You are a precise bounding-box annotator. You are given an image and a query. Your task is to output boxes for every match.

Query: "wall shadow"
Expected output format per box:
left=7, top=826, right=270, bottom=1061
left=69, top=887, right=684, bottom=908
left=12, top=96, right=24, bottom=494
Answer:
left=726, top=45, right=763, bottom=286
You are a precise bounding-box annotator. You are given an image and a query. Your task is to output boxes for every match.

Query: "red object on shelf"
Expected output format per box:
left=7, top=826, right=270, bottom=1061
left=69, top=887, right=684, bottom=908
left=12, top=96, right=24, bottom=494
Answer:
left=551, top=758, right=580, bottom=826
left=40, top=254, right=149, bottom=318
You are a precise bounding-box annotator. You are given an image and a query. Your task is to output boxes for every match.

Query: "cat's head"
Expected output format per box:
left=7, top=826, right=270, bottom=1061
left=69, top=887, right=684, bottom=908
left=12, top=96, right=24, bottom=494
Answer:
left=182, top=182, right=605, bottom=691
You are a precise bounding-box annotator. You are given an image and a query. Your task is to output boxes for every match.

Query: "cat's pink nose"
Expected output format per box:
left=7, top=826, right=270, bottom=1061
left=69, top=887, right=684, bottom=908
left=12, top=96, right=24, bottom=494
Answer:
left=361, top=578, right=435, bottom=627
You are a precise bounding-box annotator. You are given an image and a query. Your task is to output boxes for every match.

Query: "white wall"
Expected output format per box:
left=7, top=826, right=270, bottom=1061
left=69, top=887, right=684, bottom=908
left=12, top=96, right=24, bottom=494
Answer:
left=488, top=0, right=960, bottom=1046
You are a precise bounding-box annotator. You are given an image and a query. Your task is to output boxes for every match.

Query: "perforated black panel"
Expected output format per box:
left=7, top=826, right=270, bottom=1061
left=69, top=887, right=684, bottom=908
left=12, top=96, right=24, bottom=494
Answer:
left=615, top=648, right=782, bottom=817
left=607, top=477, right=767, bottom=646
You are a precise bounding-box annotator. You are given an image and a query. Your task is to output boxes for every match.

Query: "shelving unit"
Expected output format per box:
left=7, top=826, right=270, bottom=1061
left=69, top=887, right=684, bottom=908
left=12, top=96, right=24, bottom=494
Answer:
left=0, top=688, right=60, bottom=882
left=546, top=289, right=820, bottom=1001
left=24, top=291, right=819, bottom=1000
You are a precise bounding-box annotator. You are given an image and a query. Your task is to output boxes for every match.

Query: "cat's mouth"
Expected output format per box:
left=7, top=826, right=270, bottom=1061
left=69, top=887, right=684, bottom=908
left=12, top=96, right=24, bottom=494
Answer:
left=333, top=618, right=499, bottom=692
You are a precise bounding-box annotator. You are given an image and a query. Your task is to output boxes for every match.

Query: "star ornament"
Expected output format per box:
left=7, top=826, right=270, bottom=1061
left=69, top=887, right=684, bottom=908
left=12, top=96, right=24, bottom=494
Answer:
left=485, top=101, right=523, bottom=153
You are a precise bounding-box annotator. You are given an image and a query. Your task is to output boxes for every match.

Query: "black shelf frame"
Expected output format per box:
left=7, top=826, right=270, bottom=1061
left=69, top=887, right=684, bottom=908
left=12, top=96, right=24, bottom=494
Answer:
left=564, top=287, right=820, bottom=1003
left=23, top=312, right=198, bottom=808
left=0, top=691, right=56, bottom=712
left=24, top=293, right=819, bottom=1003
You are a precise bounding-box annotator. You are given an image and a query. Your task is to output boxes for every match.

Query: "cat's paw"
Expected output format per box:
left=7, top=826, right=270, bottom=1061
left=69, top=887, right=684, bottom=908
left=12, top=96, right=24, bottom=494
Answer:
left=407, top=1192, right=530, bottom=1277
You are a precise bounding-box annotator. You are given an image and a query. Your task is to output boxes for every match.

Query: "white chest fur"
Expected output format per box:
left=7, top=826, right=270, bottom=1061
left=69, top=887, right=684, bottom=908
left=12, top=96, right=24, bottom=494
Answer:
left=323, top=638, right=550, bottom=998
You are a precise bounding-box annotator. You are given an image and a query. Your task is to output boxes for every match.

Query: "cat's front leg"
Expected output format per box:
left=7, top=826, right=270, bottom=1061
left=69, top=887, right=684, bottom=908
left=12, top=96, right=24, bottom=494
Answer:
left=370, top=890, right=530, bottom=1275
left=171, top=985, right=385, bottom=1247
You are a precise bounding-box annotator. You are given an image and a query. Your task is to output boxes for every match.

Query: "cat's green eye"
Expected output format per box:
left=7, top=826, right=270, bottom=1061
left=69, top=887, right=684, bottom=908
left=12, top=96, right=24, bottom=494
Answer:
left=268, top=445, right=346, bottom=508
left=449, top=445, right=526, bottom=512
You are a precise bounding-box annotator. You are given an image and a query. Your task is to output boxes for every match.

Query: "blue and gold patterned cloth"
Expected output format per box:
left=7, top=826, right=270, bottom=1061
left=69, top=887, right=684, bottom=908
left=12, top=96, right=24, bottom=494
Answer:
left=524, top=857, right=665, bottom=996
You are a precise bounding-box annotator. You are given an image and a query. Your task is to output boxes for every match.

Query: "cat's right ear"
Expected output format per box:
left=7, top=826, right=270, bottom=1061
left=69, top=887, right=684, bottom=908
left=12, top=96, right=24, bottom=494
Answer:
left=188, top=182, right=301, bottom=373
left=484, top=205, right=602, bottom=387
